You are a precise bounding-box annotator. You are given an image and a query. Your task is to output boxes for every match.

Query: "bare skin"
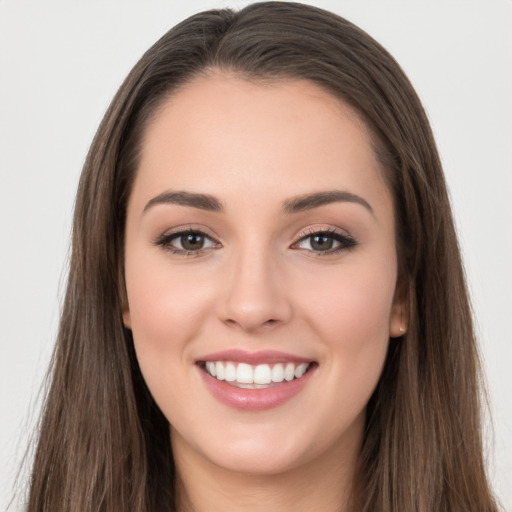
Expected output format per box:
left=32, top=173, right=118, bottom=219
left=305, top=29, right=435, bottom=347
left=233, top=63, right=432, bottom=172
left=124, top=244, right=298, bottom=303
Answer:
left=123, top=73, right=406, bottom=511
left=174, top=422, right=359, bottom=512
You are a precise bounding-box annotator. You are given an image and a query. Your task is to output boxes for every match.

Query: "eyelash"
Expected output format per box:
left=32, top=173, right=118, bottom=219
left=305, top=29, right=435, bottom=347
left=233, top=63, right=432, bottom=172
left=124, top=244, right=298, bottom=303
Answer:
left=153, top=227, right=220, bottom=257
left=292, top=227, right=357, bottom=256
left=153, top=227, right=357, bottom=257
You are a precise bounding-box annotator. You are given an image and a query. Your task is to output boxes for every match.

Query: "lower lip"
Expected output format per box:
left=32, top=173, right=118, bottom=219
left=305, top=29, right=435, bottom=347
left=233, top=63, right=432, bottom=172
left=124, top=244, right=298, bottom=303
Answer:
left=199, top=365, right=316, bottom=411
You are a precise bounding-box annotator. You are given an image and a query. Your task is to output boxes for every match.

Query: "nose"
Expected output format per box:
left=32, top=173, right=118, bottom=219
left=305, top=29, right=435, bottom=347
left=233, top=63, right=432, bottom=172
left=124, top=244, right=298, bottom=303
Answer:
left=218, top=246, right=293, bottom=333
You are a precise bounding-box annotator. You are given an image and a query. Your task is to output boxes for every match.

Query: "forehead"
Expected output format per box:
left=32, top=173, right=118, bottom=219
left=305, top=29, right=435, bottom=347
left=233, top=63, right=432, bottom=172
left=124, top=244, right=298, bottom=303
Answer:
left=132, top=73, right=391, bottom=219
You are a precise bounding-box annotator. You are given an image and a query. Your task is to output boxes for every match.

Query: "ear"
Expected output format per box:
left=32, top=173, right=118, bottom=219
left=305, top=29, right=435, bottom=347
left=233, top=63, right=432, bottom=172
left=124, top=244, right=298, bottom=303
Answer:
left=118, top=267, right=132, bottom=329
left=122, top=306, right=132, bottom=329
left=389, top=278, right=409, bottom=338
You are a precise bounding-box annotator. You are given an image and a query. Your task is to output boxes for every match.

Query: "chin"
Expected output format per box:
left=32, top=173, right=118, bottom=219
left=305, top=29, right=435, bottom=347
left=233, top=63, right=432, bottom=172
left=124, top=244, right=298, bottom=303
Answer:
left=205, top=439, right=310, bottom=476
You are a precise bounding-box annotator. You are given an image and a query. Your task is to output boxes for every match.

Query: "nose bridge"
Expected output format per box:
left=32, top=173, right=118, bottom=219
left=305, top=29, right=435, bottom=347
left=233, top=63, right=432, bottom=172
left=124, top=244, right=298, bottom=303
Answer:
left=220, top=235, right=292, bottom=332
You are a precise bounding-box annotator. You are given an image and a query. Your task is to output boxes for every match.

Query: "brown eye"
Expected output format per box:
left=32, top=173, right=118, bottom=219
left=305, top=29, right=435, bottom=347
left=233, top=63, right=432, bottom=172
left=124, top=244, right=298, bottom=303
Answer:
left=154, top=230, right=218, bottom=255
left=310, top=234, right=334, bottom=251
left=180, top=233, right=206, bottom=251
left=293, top=230, right=357, bottom=255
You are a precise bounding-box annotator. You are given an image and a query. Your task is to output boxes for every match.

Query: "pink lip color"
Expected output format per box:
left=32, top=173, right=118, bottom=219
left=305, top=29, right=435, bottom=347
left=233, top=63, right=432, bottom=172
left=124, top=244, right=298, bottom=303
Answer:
left=198, top=349, right=312, bottom=365
left=198, top=363, right=316, bottom=411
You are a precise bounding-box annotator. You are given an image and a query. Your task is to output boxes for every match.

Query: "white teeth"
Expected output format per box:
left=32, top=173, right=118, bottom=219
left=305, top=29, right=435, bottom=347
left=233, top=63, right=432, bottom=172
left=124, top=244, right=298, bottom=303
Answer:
left=253, top=364, right=272, bottom=384
left=294, top=363, right=309, bottom=378
left=237, top=363, right=254, bottom=384
left=225, top=362, right=236, bottom=382
left=284, top=363, right=295, bottom=381
left=204, top=360, right=311, bottom=386
left=206, top=361, right=216, bottom=377
left=271, top=363, right=285, bottom=383
left=215, top=361, right=225, bottom=381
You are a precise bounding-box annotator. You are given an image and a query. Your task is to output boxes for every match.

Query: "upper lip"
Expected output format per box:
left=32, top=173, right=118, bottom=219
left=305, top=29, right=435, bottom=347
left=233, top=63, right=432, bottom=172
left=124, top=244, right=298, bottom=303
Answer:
left=197, top=349, right=315, bottom=365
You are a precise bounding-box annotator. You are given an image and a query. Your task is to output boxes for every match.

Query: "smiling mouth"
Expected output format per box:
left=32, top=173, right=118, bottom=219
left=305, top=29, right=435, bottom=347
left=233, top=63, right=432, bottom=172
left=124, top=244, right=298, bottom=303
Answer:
left=200, top=361, right=316, bottom=389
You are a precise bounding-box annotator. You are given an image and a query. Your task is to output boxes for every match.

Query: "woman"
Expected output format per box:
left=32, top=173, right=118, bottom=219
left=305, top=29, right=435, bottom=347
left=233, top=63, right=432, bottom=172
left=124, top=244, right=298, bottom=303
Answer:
left=25, top=2, right=500, bottom=510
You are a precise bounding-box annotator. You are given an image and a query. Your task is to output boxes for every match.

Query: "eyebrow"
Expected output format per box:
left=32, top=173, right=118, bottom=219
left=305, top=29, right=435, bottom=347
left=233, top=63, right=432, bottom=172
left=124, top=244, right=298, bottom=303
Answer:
left=282, top=190, right=374, bottom=215
left=143, top=189, right=373, bottom=215
left=143, top=190, right=223, bottom=213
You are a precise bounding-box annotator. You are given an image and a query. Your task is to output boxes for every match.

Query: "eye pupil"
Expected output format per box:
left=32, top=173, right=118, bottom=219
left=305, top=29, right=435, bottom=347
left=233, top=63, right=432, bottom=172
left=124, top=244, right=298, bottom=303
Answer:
left=181, top=233, right=204, bottom=250
left=311, top=235, right=334, bottom=251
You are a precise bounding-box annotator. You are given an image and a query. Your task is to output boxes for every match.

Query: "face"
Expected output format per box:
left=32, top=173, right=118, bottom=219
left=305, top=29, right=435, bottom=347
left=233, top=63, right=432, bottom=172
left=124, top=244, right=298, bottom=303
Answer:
left=123, top=74, right=405, bottom=477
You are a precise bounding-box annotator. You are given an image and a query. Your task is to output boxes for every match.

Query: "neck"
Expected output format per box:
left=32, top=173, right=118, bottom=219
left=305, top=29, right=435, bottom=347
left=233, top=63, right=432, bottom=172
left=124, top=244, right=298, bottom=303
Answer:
left=172, top=424, right=362, bottom=512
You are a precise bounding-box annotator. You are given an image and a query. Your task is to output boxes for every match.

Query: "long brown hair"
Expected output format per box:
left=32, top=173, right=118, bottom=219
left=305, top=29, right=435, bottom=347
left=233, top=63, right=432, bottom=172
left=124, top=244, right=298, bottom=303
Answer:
left=26, top=2, right=499, bottom=510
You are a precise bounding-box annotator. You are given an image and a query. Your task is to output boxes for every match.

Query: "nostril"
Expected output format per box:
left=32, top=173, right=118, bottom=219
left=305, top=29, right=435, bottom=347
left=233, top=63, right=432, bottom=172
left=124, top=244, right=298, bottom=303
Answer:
left=223, top=315, right=282, bottom=332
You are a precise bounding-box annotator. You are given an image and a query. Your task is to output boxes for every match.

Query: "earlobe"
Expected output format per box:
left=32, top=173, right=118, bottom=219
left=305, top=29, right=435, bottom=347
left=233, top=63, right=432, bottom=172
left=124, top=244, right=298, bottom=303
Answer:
left=389, top=302, right=407, bottom=337
left=122, top=309, right=132, bottom=329
left=119, top=274, right=131, bottom=329
left=389, top=278, right=409, bottom=337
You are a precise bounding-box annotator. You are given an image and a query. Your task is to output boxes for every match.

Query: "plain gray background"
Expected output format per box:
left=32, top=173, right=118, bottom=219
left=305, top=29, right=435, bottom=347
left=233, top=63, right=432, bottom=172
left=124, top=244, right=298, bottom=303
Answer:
left=1, top=1, right=511, bottom=510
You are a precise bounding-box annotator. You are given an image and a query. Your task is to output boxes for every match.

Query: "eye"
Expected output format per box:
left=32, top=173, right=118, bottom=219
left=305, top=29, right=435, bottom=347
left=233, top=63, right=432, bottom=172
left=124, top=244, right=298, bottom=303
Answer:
left=292, top=229, right=356, bottom=255
left=154, top=229, right=219, bottom=255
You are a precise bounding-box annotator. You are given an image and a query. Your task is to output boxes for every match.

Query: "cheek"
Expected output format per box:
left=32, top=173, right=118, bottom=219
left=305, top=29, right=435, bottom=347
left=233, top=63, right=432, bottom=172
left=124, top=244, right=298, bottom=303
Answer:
left=124, top=257, right=219, bottom=420
left=296, top=254, right=396, bottom=385
left=124, top=253, right=216, bottom=364
left=304, top=260, right=395, bottom=335
left=301, top=263, right=394, bottom=428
